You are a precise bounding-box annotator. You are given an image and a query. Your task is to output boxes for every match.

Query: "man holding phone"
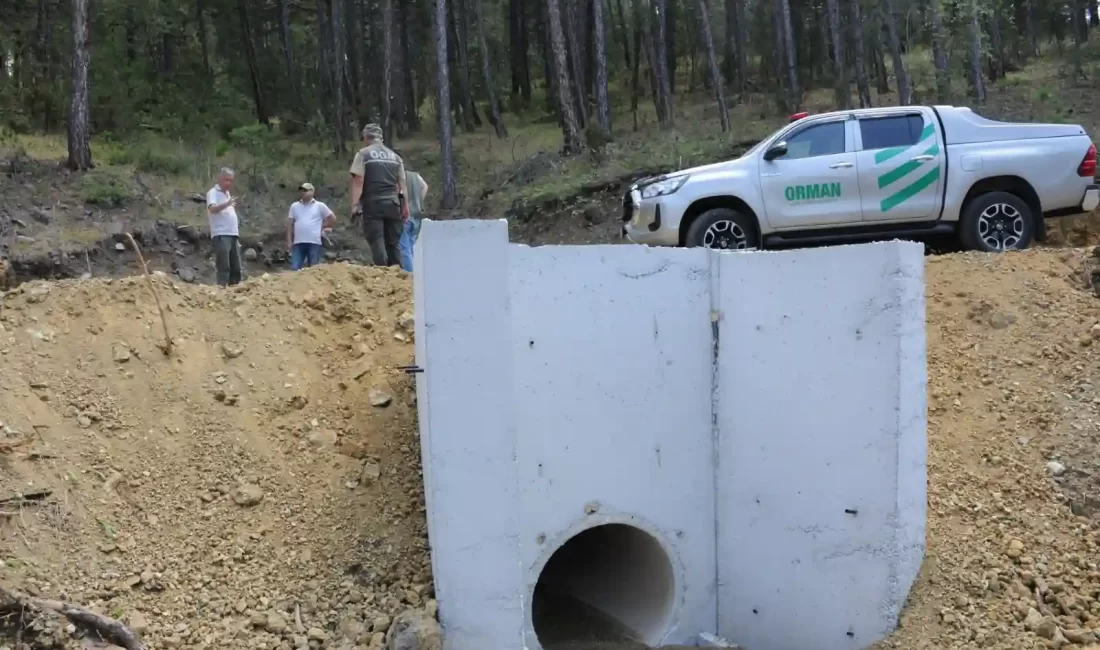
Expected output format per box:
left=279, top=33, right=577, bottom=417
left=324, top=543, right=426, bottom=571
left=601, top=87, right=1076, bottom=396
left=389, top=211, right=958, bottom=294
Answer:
left=206, top=167, right=243, bottom=286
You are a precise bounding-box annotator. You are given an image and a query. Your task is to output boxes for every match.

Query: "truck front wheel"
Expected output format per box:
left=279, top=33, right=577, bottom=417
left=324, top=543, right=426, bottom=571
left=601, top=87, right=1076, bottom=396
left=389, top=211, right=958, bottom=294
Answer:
left=684, top=208, right=760, bottom=250
left=959, top=191, right=1035, bottom=252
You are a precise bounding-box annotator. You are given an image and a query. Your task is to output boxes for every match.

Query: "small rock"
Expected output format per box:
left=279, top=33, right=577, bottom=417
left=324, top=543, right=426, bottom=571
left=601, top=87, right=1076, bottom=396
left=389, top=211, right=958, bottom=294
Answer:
left=583, top=205, right=606, bottom=225
left=307, top=429, right=338, bottom=448
left=361, top=461, right=382, bottom=484
left=1024, top=607, right=1044, bottom=631
left=372, top=615, right=392, bottom=634
left=266, top=612, right=288, bottom=634
left=1006, top=539, right=1025, bottom=559
left=1047, top=460, right=1067, bottom=477
left=243, top=248, right=259, bottom=262
left=1064, top=628, right=1096, bottom=644
left=989, top=312, right=1017, bottom=329
left=128, top=612, right=149, bottom=634
left=112, top=343, right=132, bottom=363
left=385, top=610, right=441, bottom=650
left=370, top=389, right=393, bottom=408
left=307, top=627, right=328, bottom=642
left=1092, top=323, right=1100, bottom=340
left=115, top=242, right=126, bottom=252
left=31, top=208, right=52, bottom=225
left=232, top=484, right=264, bottom=507
left=1036, top=616, right=1059, bottom=639
left=221, top=342, right=244, bottom=359
left=397, top=311, right=415, bottom=333
left=177, top=267, right=196, bottom=283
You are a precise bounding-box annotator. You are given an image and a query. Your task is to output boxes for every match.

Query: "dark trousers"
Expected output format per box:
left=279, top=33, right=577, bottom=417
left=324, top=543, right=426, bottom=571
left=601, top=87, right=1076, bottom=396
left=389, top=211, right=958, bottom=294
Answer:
left=365, top=218, right=404, bottom=267
left=213, top=235, right=242, bottom=286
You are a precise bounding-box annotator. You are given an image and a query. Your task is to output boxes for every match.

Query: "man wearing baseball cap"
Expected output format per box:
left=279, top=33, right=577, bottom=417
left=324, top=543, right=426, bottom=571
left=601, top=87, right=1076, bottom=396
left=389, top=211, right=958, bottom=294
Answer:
left=287, top=182, right=335, bottom=270
left=349, top=123, right=409, bottom=267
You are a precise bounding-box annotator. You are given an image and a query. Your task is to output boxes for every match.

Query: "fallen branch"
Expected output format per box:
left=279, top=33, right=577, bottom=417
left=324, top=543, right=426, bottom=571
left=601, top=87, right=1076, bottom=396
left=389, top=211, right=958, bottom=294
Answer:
left=0, top=585, right=147, bottom=650
left=124, top=233, right=173, bottom=356
left=0, top=490, right=52, bottom=507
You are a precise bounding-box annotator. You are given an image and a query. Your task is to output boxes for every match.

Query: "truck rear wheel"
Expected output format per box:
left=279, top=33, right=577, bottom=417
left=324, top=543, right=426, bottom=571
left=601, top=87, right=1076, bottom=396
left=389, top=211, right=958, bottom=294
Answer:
left=959, top=191, right=1035, bottom=253
left=685, top=208, right=760, bottom=250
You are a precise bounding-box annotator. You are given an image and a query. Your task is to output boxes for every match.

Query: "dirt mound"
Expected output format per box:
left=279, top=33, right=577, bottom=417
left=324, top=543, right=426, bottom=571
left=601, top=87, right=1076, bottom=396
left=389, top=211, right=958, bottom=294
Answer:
left=0, top=264, right=429, bottom=649
left=878, top=248, right=1100, bottom=650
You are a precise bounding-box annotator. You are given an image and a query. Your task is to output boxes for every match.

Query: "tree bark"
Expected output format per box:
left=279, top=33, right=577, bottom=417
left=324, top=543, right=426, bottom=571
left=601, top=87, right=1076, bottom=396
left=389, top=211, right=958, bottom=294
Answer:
left=435, top=0, right=459, bottom=208
left=967, top=0, right=986, bottom=103
left=565, top=0, right=588, bottom=126
left=450, top=0, right=478, bottom=132
left=825, top=0, right=849, bottom=109
left=398, top=0, right=420, bottom=131
left=849, top=0, right=872, bottom=107
left=592, top=0, right=612, bottom=134
left=67, top=0, right=92, bottom=171
left=928, top=0, right=950, bottom=102
left=381, top=0, right=394, bottom=144
left=330, top=0, right=347, bottom=151
left=237, top=0, right=269, bottom=125
left=475, top=0, right=508, bottom=137
left=630, top=0, right=643, bottom=130
left=879, top=0, right=911, bottom=104
left=196, top=0, right=211, bottom=76
left=778, top=0, right=800, bottom=111
left=652, top=0, right=675, bottom=125
left=276, top=0, right=304, bottom=114
left=695, top=0, right=728, bottom=131
left=547, top=0, right=585, bottom=153
left=613, top=0, right=632, bottom=68
left=509, top=0, right=532, bottom=103
left=665, top=0, right=677, bottom=93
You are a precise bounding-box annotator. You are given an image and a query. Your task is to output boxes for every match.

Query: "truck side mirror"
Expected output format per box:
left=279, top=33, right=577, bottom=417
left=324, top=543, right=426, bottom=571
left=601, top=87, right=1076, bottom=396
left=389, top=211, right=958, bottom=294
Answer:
left=764, top=141, right=788, bottom=162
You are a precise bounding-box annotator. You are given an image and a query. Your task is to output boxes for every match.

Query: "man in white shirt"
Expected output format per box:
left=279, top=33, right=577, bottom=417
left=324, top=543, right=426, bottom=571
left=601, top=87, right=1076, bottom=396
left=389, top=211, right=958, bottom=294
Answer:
left=287, top=182, right=335, bottom=270
left=206, top=167, right=242, bottom=286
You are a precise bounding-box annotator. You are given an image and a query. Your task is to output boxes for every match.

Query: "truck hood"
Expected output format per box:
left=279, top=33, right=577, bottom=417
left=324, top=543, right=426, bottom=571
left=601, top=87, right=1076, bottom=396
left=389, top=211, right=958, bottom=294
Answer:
left=634, top=159, right=747, bottom=188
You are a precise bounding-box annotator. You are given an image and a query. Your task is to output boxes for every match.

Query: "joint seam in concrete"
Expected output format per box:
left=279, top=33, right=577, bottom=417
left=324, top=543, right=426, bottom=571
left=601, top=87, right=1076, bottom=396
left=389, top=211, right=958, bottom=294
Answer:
left=707, top=250, right=722, bottom=639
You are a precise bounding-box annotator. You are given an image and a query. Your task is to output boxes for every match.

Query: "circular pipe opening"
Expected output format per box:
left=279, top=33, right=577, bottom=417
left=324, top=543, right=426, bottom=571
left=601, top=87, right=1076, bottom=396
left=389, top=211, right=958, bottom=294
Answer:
left=532, top=523, right=675, bottom=649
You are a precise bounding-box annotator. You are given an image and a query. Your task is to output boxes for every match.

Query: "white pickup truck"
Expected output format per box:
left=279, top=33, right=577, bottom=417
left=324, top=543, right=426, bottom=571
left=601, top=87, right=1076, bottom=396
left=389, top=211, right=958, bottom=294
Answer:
left=621, top=105, right=1099, bottom=252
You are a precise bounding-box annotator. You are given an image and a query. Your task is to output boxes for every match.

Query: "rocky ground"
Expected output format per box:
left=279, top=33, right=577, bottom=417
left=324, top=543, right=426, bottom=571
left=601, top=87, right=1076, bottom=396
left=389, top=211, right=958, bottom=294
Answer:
left=0, top=264, right=432, bottom=649
left=5, top=248, right=1100, bottom=650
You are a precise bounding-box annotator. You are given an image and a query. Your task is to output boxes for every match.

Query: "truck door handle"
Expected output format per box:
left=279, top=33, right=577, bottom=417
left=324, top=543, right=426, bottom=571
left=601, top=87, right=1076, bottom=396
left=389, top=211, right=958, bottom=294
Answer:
left=829, top=161, right=854, bottom=169
left=910, top=155, right=935, bottom=162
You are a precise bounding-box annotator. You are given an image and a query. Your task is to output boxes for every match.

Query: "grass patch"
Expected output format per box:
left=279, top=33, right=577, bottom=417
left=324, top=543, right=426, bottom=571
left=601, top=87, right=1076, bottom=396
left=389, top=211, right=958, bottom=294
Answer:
left=80, top=170, right=132, bottom=206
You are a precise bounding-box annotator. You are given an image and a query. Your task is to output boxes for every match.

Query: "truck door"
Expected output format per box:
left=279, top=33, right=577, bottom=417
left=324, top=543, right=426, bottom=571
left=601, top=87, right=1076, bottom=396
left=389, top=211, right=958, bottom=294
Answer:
left=759, top=118, right=863, bottom=229
left=855, top=112, right=945, bottom=223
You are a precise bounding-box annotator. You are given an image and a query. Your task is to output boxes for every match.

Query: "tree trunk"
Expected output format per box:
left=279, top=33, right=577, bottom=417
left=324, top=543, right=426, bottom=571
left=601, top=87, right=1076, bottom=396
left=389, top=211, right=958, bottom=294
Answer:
left=987, top=8, right=1005, bottom=81
left=695, top=0, right=728, bottom=131
left=330, top=0, right=347, bottom=151
left=825, top=0, right=849, bottom=109
left=849, top=0, right=872, bottom=107
left=475, top=0, right=508, bottom=137
left=450, top=0, right=478, bottom=132
left=665, top=0, right=677, bottom=93
left=653, top=0, right=675, bottom=125
left=196, top=0, right=211, bottom=75
left=379, top=0, right=394, bottom=143
left=592, top=0, right=612, bottom=134
left=509, top=0, right=532, bottom=104
left=878, top=0, right=911, bottom=104
left=928, top=0, right=950, bottom=102
left=276, top=0, right=304, bottom=114
left=779, top=0, right=800, bottom=111
left=547, top=0, right=585, bottom=153
left=435, top=0, right=459, bottom=208
left=67, top=0, right=92, bottom=171
left=967, top=0, right=986, bottom=103
left=238, top=0, right=269, bottom=125
left=398, top=0, right=420, bottom=131
left=631, top=0, right=643, bottom=130
left=613, top=0, right=632, bottom=67
left=565, top=0, right=588, bottom=126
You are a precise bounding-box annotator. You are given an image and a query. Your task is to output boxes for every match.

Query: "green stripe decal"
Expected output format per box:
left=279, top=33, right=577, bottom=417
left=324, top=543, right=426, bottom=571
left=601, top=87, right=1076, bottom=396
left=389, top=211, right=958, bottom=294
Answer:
left=877, top=143, right=941, bottom=189
left=873, top=123, right=935, bottom=165
left=881, top=166, right=941, bottom=212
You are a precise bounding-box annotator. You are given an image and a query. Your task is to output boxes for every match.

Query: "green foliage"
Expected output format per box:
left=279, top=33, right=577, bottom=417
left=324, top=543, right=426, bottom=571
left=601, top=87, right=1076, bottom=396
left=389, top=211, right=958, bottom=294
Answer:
left=80, top=170, right=133, bottom=206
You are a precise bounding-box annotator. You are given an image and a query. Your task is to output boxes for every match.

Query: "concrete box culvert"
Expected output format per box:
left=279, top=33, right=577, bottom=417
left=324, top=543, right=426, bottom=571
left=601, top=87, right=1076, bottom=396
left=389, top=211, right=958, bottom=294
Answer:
left=413, top=220, right=927, bottom=650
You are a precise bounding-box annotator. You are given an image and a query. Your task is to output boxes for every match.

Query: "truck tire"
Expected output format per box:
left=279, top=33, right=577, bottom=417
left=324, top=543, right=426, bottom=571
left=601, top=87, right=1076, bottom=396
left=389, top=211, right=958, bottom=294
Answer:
left=685, top=208, right=760, bottom=250
left=959, top=191, right=1035, bottom=252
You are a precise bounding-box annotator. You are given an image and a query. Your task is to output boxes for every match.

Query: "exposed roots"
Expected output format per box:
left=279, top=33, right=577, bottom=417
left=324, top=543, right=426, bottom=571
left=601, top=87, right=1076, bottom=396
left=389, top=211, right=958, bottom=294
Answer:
left=0, top=585, right=146, bottom=650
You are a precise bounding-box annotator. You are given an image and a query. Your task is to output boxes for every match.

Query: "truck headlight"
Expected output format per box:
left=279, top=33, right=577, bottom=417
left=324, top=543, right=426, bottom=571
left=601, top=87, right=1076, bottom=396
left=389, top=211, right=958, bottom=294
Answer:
left=640, top=176, right=689, bottom=199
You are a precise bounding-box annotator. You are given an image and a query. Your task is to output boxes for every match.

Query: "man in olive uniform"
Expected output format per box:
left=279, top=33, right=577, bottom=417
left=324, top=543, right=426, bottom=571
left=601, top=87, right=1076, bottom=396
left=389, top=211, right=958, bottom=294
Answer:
left=349, top=123, right=409, bottom=267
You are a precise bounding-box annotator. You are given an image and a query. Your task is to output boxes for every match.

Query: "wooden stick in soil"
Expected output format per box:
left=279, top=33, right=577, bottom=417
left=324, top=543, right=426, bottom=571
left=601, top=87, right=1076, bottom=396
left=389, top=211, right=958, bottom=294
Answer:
left=124, top=233, right=172, bottom=356
left=0, top=585, right=147, bottom=650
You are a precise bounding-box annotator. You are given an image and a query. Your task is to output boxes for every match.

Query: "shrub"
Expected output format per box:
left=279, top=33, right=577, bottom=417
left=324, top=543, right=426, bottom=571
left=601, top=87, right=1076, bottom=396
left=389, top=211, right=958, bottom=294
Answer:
left=80, top=171, right=132, bottom=206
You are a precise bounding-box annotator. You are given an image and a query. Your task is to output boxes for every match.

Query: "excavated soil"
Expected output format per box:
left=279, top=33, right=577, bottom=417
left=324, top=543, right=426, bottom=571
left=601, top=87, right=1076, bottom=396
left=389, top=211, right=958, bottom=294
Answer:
left=0, top=264, right=428, bottom=649
left=5, top=249, right=1100, bottom=650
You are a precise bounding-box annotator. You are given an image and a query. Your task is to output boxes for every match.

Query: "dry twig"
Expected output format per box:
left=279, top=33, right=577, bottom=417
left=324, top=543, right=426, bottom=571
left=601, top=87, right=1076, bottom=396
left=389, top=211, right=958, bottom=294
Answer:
left=124, top=233, right=173, bottom=356
left=0, top=584, right=147, bottom=650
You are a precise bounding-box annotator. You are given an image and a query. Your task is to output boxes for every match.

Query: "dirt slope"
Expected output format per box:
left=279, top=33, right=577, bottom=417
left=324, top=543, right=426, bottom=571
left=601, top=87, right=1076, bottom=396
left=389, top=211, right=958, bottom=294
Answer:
left=880, top=248, right=1100, bottom=650
left=4, top=249, right=1100, bottom=650
left=0, top=264, right=429, bottom=649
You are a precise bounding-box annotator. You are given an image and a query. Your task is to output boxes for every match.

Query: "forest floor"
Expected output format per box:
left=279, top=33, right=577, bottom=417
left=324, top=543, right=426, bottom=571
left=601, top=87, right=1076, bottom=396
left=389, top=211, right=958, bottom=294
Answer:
left=4, top=42, right=1100, bottom=287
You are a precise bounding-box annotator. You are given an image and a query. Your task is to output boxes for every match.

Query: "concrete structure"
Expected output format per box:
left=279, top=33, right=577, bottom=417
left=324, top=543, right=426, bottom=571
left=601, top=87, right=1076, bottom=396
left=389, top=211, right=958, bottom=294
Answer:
left=413, top=220, right=927, bottom=650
